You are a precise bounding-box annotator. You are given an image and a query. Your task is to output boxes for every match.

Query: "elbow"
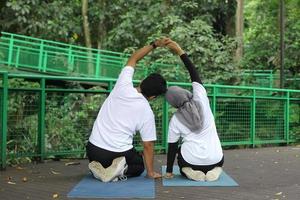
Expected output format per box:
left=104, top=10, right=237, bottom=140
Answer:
left=126, top=55, right=137, bottom=66
left=143, top=141, right=154, bottom=151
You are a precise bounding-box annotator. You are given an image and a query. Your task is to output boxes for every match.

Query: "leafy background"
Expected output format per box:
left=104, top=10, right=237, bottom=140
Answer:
left=0, top=0, right=299, bottom=164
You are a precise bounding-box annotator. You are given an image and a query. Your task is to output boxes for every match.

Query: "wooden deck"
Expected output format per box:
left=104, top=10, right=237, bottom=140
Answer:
left=1, top=146, right=300, bottom=200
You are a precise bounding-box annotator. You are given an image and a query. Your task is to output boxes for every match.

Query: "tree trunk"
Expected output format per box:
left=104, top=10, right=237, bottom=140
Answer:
left=225, top=0, right=236, bottom=37
left=235, top=0, right=244, bottom=62
left=82, top=0, right=93, bottom=75
left=97, top=0, right=107, bottom=50
left=279, top=0, right=285, bottom=88
left=82, top=0, right=92, bottom=48
left=97, top=22, right=106, bottom=50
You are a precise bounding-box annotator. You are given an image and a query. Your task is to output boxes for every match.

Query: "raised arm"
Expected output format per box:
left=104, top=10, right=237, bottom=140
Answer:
left=126, top=38, right=170, bottom=67
left=167, top=41, right=202, bottom=84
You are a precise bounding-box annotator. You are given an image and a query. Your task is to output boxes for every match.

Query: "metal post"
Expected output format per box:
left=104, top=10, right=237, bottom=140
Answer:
left=38, top=41, right=44, bottom=71
left=95, top=53, right=101, bottom=78
left=68, top=47, right=74, bottom=72
left=38, top=78, right=46, bottom=161
left=7, top=35, right=14, bottom=66
left=162, top=96, right=169, bottom=152
left=43, top=52, right=47, bottom=72
left=1, top=73, right=8, bottom=169
left=15, top=46, right=20, bottom=68
left=251, top=89, right=256, bottom=147
left=212, top=86, right=217, bottom=116
left=270, top=71, right=273, bottom=88
left=285, top=91, right=290, bottom=144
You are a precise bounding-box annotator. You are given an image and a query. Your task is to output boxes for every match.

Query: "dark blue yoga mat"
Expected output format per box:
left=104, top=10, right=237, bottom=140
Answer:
left=162, top=166, right=238, bottom=187
left=68, top=171, right=154, bottom=198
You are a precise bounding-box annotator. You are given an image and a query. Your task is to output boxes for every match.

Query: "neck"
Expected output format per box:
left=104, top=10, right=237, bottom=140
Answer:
left=136, top=86, right=151, bottom=100
left=136, top=86, right=142, bottom=93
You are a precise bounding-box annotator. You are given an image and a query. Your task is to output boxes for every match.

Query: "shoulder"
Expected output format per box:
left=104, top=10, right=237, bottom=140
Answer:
left=169, top=115, right=181, bottom=128
left=170, top=115, right=178, bottom=123
left=122, top=66, right=135, bottom=74
left=192, top=82, right=207, bottom=100
left=114, top=66, right=135, bottom=90
left=192, top=82, right=206, bottom=93
left=118, top=66, right=135, bottom=80
left=140, top=101, right=155, bottom=118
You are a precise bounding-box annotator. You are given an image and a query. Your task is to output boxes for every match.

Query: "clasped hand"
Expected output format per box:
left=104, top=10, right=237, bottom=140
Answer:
left=154, top=38, right=184, bottom=55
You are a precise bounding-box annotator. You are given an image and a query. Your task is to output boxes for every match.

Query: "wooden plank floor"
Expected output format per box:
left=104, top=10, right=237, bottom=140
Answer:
left=1, top=146, right=300, bottom=200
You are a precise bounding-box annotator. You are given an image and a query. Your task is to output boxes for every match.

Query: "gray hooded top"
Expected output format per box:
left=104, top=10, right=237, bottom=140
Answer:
left=165, top=86, right=202, bottom=132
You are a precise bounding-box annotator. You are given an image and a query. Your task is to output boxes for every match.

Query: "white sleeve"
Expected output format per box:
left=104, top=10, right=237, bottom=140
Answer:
left=114, top=66, right=135, bottom=89
left=168, top=116, right=181, bottom=143
left=139, top=112, right=157, bottom=142
left=192, top=82, right=207, bottom=100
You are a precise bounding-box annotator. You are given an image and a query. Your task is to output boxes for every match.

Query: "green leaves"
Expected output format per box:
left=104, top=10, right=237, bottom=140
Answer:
left=2, top=0, right=297, bottom=87
left=243, top=0, right=300, bottom=88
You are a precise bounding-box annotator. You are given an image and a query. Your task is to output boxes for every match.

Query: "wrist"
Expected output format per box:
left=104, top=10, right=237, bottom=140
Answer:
left=150, top=41, right=157, bottom=49
left=176, top=48, right=185, bottom=56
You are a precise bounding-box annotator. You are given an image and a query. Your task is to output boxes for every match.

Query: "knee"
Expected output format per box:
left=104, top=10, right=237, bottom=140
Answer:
left=135, top=164, right=145, bottom=176
left=128, top=163, right=144, bottom=177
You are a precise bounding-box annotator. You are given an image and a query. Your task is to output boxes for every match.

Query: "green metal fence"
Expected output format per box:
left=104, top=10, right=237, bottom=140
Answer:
left=0, top=32, right=176, bottom=80
left=242, top=70, right=274, bottom=88
left=2, top=32, right=299, bottom=89
left=0, top=71, right=299, bottom=169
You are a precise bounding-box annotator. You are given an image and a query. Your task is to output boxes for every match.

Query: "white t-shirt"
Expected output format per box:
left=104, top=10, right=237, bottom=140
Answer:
left=168, top=82, right=223, bottom=165
left=89, top=66, right=157, bottom=152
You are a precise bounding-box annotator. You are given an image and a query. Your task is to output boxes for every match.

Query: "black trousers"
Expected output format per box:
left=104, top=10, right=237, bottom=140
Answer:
left=86, top=142, right=144, bottom=177
left=177, top=147, right=224, bottom=177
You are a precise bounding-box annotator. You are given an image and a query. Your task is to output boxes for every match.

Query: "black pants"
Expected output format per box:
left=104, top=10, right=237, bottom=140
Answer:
left=177, top=147, right=224, bottom=177
left=86, top=142, right=144, bottom=177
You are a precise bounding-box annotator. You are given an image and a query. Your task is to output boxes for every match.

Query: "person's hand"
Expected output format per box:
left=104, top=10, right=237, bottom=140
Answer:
left=164, top=172, right=174, bottom=179
left=166, top=40, right=185, bottom=55
left=155, top=37, right=171, bottom=47
left=147, top=171, right=162, bottom=179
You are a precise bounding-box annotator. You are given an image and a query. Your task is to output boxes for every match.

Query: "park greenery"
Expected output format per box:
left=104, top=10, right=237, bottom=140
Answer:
left=1, top=0, right=299, bottom=85
left=0, top=0, right=299, bottom=164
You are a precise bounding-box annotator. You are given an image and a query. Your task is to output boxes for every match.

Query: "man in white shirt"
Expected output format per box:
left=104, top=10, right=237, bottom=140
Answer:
left=86, top=39, right=168, bottom=182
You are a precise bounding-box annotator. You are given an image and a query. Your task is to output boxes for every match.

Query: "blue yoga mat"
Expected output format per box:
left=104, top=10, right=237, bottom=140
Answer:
left=162, top=166, right=238, bottom=187
left=68, top=171, right=155, bottom=198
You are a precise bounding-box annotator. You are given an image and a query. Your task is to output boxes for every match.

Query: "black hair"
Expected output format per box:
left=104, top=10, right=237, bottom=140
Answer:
left=140, top=73, right=167, bottom=98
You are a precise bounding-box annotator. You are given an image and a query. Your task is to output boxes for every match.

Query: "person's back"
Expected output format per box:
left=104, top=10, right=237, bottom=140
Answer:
left=165, top=39, right=224, bottom=182
left=89, top=67, right=156, bottom=152
left=168, top=82, right=223, bottom=166
left=87, top=39, right=168, bottom=183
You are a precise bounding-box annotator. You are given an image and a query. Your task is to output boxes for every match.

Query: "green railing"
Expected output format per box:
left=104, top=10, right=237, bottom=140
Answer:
left=243, top=70, right=274, bottom=88
left=2, top=32, right=299, bottom=89
left=0, top=32, right=177, bottom=80
left=1, top=71, right=299, bottom=169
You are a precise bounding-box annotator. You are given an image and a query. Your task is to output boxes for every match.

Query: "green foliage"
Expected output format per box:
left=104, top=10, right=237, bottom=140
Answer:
left=289, top=103, right=300, bottom=140
left=1, top=0, right=82, bottom=43
left=243, top=0, right=300, bottom=86
left=5, top=79, right=107, bottom=164
left=1, top=0, right=299, bottom=165
left=45, top=89, right=106, bottom=153
left=6, top=79, right=39, bottom=165
left=0, top=0, right=240, bottom=84
left=143, top=18, right=239, bottom=84
left=243, top=0, right=280, bottom=70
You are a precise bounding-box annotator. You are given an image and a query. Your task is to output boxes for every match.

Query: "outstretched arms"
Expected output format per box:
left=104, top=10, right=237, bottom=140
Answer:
left=167, top=40, right=202, bottom=84
left=126, top=38, right=170, bottom=67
